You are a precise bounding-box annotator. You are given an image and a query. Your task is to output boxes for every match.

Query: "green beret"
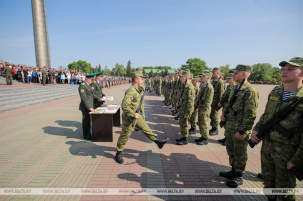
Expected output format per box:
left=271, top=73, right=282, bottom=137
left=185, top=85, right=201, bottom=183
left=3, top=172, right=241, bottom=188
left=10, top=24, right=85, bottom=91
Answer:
left=212, top=67, right=219, bottom=72
left=182, top=70, right=192, bottom=77
left=232, top=64, right=252, bottom=73
left=279, top=57, right=303, bottom=68
left=226, top=73, right=233, bottom=79
left=85, top=73, right=95, bottom=78
left=132, top=71, right=143, bottom=79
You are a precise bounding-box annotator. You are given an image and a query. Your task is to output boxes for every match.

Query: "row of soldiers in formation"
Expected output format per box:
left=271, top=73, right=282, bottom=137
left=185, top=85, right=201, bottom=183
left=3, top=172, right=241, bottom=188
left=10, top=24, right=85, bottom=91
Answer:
left=114, top=57, right=303, bottom=201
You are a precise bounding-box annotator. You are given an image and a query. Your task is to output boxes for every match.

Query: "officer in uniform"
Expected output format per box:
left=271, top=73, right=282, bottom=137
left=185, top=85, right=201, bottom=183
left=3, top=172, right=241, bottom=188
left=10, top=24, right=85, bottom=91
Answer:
left=2, top=64, right=13, bottom=85
left=210, top=68, right=225, bottom=135
left=194, top=71, right=214, bottom=145
left=219, top=65, right=259, bottom=188
left=251, top=57, right=303, bottom=201
left=115, top=71, right=168, bottom=164
left=189, top=76, right=200, bottom=134
left=91, top=71, right=106, bottom=109
left=217, top=73, right=235, bottom=145
left=79, top=74, right=96, bottom=140
left=175, top=70, right=195, bottom=145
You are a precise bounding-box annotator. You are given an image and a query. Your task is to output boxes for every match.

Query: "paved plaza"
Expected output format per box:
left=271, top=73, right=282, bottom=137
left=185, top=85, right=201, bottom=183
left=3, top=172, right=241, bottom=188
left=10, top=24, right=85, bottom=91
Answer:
left=0, top=82, right=302, bottom=201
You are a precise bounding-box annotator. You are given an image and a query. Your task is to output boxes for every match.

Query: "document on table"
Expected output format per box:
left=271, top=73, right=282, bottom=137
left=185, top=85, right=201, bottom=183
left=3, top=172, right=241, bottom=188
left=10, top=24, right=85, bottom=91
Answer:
left=103, top=109, right=118, bottom=114
left=104, top=96, right=114, bottom=101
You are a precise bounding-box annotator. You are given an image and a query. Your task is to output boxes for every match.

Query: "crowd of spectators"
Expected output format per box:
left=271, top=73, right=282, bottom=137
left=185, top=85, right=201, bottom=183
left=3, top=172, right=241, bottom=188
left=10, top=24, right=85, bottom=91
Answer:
left=0, top=60, right=131, bottom=87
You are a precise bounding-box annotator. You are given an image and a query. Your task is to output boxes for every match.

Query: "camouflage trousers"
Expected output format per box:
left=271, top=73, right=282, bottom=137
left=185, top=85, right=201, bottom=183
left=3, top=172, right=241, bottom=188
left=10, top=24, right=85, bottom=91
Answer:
left=225, top=120, right=248, bottom=173
left=197, top=111, right=209, bottom=138
left=5, top=75, right=12, bottom=85
left=179, top=110, right=192, bottom=138
left=210, top=106, right=219, bottom=128
left=117, top=114, right=157, bottom=152
left=261, top=139, right=296, bottom=201
left=189, top=109, right=198, bottom=129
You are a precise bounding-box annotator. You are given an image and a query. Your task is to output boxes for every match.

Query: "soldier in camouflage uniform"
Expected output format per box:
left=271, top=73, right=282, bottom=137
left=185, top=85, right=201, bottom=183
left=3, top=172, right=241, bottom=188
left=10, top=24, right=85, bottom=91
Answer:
left=189, top=76, right=200, bottom=134
left=172, top=72, right=182, bottom=119
left=251, top=57, right=303, bottom=201
left=115, top=71, right=168, bottom=164
left=91, top=71, right=106, bottom=109
left=194, top=71, right=214, bottom=145
left=2, top=64, right=13, bottom=85
left=175, top=70, right=195, bottom=145
left=217, top=73, right=235, bottom=145
left=42, top=67, right=48, bottom=86
left=209, top=68, right=225, bottom=135
left=79, top=74, right=96, bottom=140
left=219, top=65, right=259, bottom=188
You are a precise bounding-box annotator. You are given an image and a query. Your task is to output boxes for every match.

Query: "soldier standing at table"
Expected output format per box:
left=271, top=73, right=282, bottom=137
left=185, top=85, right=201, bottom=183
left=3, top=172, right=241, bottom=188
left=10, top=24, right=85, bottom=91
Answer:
left=209, top=68, right=225, bottom=135
left=115, top=71, right=168, bottom=164
left=217, top=73, right=235, bottom=146
left=189, top=76, right=200, bottom=134
left=79, top=74, right=96, bottom=140
left=175, top=70, right=195, bottom=145
left=91, top=71, right=106, bottom=109
left=2, top=64, right=13, bottom=85
left=219, top=65, right=259, bottom=188
left=251, top=57, right=303, bottom=201
left=194, top=71, right=214, bottom=145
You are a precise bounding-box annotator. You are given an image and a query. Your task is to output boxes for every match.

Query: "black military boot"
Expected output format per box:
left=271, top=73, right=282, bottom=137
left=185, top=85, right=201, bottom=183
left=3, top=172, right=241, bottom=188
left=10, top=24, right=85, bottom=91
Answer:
left=194, top=137, right=204, bottom=142
left=218, top=137, right=226, bottom=145
left=219, top=167, right=235, bottom=179
left=226, top=172, right=243, bottom=188
left=209, top=127, right=218, bottom=136
left=176, top=137, right=188, bottom=145
left=257, top=173, right=262, bottom=179
left=115, top=151, right=124, bottom=164
left=174, top=115, right=179, bottom=120
left=197, top=138, right=208, bottom=145
left=154, top=138, right=169, bottom=149
left=189, top=126, right=196, bottom=134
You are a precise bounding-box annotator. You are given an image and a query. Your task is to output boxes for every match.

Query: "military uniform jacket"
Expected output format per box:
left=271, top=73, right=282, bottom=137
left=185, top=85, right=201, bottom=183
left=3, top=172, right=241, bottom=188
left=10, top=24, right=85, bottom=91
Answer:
left=196, top=83, right=214, bottom=115
left=223, top=83, right=259, bottom=134
left=220, top=85, right=233, bottom=108
left=253, top=86, right=303, bottom=165
left=42, top=69, right=47, bottom=77
left=122, top=85, right=145, bottom=119
left=179, top=82, right=195, bottom=116
left=90, top=80, right=105, bottom=100
left=79, top=82, right=94, bottom=111
left=211, top=78, right=225, bottom=107
left=3, top=67, right=12, bottom=76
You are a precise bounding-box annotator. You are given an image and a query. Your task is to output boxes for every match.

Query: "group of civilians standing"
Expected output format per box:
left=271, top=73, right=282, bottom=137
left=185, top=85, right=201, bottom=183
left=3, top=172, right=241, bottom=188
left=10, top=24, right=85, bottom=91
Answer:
left=0, top=60, right=131, bottom=86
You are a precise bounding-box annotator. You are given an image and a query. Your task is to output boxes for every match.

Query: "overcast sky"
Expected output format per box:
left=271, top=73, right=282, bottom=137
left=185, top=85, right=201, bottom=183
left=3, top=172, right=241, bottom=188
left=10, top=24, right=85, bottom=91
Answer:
left=1, top=0, right=302, bottom=69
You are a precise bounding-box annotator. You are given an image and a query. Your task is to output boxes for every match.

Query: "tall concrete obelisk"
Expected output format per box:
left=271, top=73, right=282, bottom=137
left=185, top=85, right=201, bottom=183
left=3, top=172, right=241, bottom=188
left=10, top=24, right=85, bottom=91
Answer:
left=31, top=0, right=51, bottom=68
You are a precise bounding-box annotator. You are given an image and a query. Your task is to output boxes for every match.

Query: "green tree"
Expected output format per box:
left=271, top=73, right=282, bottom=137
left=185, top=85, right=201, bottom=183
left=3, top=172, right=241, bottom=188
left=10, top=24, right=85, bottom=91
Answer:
left=103, top=66, right=111, bottom=75
left=126, top=60, right=132, bottom=77
left=250, top=63, right=274, bottom=81
left=98, top=64, right=102, bottom=72
left=112, top=63, right=126, bottom=76
left=219, top=64, right=230, bottom=76
left=181, top=58, right=207, bottom=76
left=67, top=60, right=91, bottom=73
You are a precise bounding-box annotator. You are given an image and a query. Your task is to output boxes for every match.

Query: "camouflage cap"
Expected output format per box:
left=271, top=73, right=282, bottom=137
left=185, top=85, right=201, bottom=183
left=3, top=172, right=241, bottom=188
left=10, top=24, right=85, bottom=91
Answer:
left=232, top=64, right=252, bottom=73
left=182, top=70, right=192, bottom=77
left=132, top=71, right=143, bottom=79
left=226, top=73, right=233, bottom=79
left=279, top=57, right=303, bottom=68
left=193, top=76, right=199, bottom=80
left=212, top=67, right=219, bottom=72
left=201, top=71, right=212, bottom=77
